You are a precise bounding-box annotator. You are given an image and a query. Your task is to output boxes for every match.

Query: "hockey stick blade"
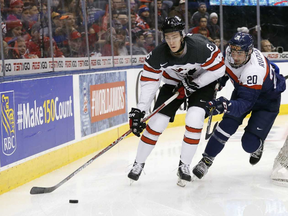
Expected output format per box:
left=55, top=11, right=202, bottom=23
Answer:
left=30, top=186, right=56, bottom=194
left=30, top=92, right=179, bottom=195
left=205, top=121, right=218, bottom=140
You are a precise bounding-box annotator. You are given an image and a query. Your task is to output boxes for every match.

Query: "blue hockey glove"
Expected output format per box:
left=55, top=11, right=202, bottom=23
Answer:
left=206, top=96, right=229, bottom=115
left=129, top=108, right=146, bottom=137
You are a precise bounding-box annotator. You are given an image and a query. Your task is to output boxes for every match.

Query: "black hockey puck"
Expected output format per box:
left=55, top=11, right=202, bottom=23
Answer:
left=69, top=199, right=78, bottom=204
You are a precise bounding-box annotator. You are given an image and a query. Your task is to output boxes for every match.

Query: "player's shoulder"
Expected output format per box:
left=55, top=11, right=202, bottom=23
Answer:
left=244, top=49, right=267, bottom=75
left=150, top=42, right=169, bottom=56
left=145, top=42, right=169, bottom=69
left=185, top=34, right=218, bottom=61
left=185, top=33, right=213, bottom=47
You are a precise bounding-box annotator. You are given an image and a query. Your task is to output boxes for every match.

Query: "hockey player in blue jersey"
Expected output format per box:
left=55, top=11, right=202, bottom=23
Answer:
left=127, top=16, right=225, bottom=185
left=192, top=32, right=286, bottom=179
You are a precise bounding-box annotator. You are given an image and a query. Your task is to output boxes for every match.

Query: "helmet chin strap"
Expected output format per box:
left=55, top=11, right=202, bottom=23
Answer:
left=173, top=38, right=185, bottom=54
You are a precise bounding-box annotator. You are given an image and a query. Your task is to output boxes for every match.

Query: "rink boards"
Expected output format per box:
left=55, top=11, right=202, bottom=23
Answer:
left=0, top=64, right=287, bottom=195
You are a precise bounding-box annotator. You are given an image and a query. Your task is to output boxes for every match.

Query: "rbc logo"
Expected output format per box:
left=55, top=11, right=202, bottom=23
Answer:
left=1, top=92, right=17, bottom=156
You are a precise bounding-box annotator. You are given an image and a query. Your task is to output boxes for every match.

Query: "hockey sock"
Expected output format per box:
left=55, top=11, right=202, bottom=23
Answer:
left=241, top=131, right=261, bottom=153
left=205, top=117, right=239, bottom=157
left=135, top=113, right=170, bottom=163
left=180, top=107, right=205, bottom=165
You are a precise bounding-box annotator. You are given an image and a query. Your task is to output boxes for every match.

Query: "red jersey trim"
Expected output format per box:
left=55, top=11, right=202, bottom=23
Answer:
left=201, top=49, right=221, bottom=68
left=206, top=59, right=225, bottom=71
left=144, top=64, right=162, bottom=74
left=163, top=71, right=181, bottom=82
left=140, top=76, right=159, bottom=82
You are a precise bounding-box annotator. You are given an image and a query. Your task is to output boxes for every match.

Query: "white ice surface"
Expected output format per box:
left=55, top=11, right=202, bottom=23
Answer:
left=0, top=115, right=288, bottom=216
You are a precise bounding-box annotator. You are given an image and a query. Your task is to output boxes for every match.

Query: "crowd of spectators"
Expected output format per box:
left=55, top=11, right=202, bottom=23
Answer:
left=0, top=0, right=284, bottom=60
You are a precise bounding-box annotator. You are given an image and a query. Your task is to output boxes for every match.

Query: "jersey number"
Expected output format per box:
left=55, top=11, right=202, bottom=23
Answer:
left=206, top=44, right=214, bottom=51
left=247, top=75, right=257, bottom=84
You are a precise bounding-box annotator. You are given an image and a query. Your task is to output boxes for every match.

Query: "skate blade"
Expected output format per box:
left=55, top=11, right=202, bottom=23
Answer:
left=191, top=175, right=197, bottom=181
left=177, top=178, right=192, bottom=187
left=177, top=178, right=186, bottom=187
left=129, top=179, right=136, bottom=185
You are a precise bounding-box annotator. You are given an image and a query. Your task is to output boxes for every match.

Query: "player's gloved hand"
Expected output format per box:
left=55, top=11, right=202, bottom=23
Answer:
left=217, top=75, right=229, bottom=91
left=173, top=82, right=186, bottom=99
left=173, top=77, right=199, bottom=99
left=129, top=108, right=146, bottom=137
left=206, top=96, right=230, bottom=115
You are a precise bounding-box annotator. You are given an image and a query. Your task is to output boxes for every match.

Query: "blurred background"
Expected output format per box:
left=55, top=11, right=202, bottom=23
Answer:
left=0, top=0, right=287, bottom=75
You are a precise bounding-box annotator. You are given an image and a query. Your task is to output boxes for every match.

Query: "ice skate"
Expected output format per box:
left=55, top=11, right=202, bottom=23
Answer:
left=250, top=141, right=264, bottom=165
left=128, top=161, right=145, bottom=183
left=192, top=156, right=213, bottom=179
left=177, top=160, right=191, bottom=187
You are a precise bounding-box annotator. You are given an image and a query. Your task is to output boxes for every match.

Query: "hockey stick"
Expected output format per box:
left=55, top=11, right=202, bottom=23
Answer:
left=30, top=91, right=179, bottom=195
left=205, top=83, right=220, bottom=140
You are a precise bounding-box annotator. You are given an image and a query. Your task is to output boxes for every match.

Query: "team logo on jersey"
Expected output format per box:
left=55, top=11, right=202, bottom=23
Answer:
left=234, top=35, right=241, bottom=41
left=1, top=91, right=17, bottom=156
left=172, top=68, right=184, bottom=73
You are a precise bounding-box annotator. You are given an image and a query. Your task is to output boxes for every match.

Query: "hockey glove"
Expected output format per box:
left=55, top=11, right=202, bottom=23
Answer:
left=206, top=96, right=229, bottom=115
left=129, top=108, right=146, bottom=137
left=174, top=77, right=199, bottom=99
left=217, top=75, right=229, bottom=91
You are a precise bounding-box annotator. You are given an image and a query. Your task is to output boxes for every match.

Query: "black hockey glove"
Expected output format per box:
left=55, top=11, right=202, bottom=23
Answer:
left=129, top=108, right=146, bottom=137
left=217, top=75, right=229, bottom=91
left=206, top=96, right=230, bottom=115
left=174, top=77, right=199, bottom=99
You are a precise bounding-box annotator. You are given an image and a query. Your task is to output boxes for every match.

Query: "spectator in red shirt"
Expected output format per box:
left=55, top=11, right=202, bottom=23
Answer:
left=191, top=17, right=210, bottom=36
left=27, top=23, right=63, bottom=58
left=4, top=19, right=23, bottom=43
left=101, top=27, right=119, bottom=56
left=67, top=30, right=85, bottom=57
left=7, top=0, right=24, bottom=20
left=13, top=37, right=37, bottom=58
left=5, top=19, right=31, bottom=43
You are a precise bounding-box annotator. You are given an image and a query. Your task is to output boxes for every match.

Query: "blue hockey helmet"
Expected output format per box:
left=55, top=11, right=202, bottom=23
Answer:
left=227, top=32, right=254, bottom=68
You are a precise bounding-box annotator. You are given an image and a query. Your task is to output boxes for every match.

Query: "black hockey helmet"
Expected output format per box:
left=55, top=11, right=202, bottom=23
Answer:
left=161, top=16, right=185, bottom=35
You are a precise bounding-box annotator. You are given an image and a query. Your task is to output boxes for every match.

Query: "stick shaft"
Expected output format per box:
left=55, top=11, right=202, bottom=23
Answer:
left=30, top=92, right=179, bottom=194
left=205, top=83, right=219, bottom=140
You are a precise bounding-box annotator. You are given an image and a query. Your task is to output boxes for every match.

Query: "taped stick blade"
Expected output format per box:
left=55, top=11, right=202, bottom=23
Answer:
left=30, top=186, right=55, bottom=194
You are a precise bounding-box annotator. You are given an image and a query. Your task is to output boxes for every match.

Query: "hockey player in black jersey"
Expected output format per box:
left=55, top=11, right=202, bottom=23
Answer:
left=192, top=32, right=287, bottom=180
left=128, top=16, right=225, bottom=186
